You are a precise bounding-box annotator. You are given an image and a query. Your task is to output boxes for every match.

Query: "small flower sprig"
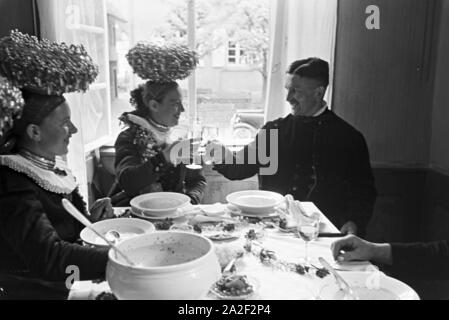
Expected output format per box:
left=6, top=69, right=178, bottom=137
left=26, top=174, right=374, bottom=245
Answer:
left=119, top=113, right=161, bottom=162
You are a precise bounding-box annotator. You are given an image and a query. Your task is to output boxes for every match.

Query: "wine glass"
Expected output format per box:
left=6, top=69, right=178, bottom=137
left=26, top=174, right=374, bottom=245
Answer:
left=186, top=121, right=203, bottom=170
left=296, top=213, right=320, bottom=266
left=201, top=126, right=220, bottom=165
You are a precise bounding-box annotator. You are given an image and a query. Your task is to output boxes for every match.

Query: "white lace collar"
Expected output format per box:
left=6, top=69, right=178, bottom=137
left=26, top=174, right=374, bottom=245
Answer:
left=0, top=155, right=78, bottom=195
left=126, top=114, right=173, bottom=145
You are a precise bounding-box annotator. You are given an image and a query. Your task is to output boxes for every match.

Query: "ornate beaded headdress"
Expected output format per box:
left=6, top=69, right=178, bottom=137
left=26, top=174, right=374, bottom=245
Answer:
left=0, top=30, right=98, bottom=138
left=0, top=30, right=98, bottom=96
left=126, top=42, right=198, bottom=82
left=0, top=76, right=24, bottom=137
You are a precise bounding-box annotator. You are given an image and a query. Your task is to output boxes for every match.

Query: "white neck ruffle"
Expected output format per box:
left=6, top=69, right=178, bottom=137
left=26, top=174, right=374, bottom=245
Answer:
left=125, top=114, right=173, bottom=146
left=0, top=155, right=78, bottom=195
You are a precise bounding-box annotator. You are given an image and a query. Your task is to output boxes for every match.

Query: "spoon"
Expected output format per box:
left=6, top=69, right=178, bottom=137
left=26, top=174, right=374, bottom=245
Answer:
left=62, top=199, right=136, bottom=267
left=105, top=230, right=121, bottom=244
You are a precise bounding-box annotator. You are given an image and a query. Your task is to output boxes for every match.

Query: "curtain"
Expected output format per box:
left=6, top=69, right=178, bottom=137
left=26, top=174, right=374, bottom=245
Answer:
left=37, top=0, right=111, bottom=201
left=264, top=0, right=338, bottom=121
left=264, top=0, right=289, bottom=122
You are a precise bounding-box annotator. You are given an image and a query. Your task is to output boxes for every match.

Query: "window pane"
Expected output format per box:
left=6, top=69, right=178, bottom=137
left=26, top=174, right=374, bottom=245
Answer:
left=106, top=0, right=189, bottom=140
left=107, top=0, right=270, bottom=143
left=81, top=88, right=109, bottom=146
left=196, top=0, right=270, bottom=142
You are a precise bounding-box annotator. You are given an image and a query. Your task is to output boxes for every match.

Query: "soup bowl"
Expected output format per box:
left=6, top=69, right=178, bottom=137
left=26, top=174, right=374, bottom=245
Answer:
left=226, top=190, right=285, bottom=215
left=106, top=231, right=221, bottom=300
left=80, top=218, right=155, bottom=248
left=130, top=192, right=191, bottom=217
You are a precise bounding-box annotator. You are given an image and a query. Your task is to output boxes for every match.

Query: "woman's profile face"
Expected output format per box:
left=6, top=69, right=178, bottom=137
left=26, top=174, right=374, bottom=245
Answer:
left=38, top=102, right=78, bottom=157
left=151, top=87, right=184, bottom=127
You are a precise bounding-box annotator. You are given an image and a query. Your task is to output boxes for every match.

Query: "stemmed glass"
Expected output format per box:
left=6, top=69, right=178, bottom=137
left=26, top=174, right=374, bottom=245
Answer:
left=296, top=213, right=320, bottom=266
left=186, top=122, right=204, bottom=170
left=186, top=125, right=220, bottom=169
left=201, top=126, right=219, bottom=165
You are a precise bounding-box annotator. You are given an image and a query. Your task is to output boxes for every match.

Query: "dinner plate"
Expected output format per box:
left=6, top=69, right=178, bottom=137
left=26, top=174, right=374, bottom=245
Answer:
left=232, top=210, right=280, bottom=219
left=129, top=208, right=189, bottom=221
left=226, top=190, right=285, bottom=215
left=317, top=271, right=419, bottom=300
left=206, top=233, right=240, bottom=242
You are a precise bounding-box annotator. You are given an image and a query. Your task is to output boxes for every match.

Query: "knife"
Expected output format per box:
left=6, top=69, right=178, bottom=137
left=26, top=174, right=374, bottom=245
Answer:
left=318, top=232, right=346, bottom=238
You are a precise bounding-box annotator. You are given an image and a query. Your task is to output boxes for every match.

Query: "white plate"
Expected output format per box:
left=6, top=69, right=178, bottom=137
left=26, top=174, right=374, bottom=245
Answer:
left=206, top=233, right=240, bottom=242
left=318, top=271, right=420, bottom=300
left=130, top=208, right=189, bottom=221
left=235, top=211, right=280, bottom=219
left=226, top=190, right=285, bottom=215
left=130, top=192, right=191, bottom=217
left=80, top=218, right=155, bottom=248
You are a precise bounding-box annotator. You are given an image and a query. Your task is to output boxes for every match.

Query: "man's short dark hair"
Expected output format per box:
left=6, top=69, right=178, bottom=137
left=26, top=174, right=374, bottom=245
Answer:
left=287, top=58, right=329, bottom=88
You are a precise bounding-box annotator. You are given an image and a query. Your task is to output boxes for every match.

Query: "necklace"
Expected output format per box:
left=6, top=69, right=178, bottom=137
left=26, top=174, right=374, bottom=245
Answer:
left=18, top=149, right=67, bottom=176
left=19, top=149, right=56, bottom=171
left=147, top=116, right=170, bottom=133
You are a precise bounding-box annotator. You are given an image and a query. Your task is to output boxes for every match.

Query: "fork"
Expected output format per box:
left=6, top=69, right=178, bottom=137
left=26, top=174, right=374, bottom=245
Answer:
left=319, top=257, right=359, bottom=300
left=223, top=252, right=244, bottom=274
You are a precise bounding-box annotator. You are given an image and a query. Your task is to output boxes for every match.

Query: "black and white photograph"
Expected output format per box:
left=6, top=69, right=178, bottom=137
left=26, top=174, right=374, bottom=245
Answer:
left=0, top=0, right=448, bottom=303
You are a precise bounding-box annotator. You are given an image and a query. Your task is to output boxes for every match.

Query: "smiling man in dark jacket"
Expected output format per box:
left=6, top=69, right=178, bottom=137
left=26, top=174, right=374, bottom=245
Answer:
left=211, top=58, right=377, bottom=236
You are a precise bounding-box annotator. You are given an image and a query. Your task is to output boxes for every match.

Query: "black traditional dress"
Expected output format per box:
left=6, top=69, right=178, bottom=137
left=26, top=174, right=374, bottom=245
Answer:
left=111, top=112, right=207, bottom=206
left=0, top=154, right=108, bottom=299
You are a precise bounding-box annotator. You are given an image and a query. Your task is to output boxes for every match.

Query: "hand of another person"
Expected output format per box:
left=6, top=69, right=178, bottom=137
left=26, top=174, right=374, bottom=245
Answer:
left=331, top=235, right=393, bottom=265
left=89, top=198, right=114, bottom=223
left=340, top=221, right=358, bottom=235
left=162, top=138, right=201, bottom=165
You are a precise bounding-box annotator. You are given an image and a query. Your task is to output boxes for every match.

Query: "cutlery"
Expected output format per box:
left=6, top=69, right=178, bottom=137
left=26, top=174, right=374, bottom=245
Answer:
left=62, top=199, right=136, bottom=267
left=319, top=257, right=359, bottom=300
left=318, top=232, right=346, bottom=238
left=105, top=230, right=121, bottom=244
left=223, top=251, right=244, bottom=274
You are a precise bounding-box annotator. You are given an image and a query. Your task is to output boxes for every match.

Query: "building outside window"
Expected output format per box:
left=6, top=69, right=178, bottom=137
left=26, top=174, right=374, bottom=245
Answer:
left=108, top=0, right=270, bottom=143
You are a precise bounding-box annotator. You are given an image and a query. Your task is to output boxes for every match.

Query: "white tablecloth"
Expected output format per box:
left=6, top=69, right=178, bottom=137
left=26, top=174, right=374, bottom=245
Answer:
left=68, top=202, right=371, bottom=300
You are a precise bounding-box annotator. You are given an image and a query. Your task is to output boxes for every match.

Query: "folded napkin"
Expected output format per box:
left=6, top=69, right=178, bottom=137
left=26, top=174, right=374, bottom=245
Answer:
left=284, top=195, right=320, bottom=223
left=68, top=281, right=111, bottom=300
left=177, top=204, right=202, bottom=216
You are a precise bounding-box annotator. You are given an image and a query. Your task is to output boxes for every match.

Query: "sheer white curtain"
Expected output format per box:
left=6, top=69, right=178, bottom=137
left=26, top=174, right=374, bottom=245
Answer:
left=264, top=0, right=289, bottom=122
left=37, top=0, right=111, bottom=200
left=264, top=0, right=338, bottom=121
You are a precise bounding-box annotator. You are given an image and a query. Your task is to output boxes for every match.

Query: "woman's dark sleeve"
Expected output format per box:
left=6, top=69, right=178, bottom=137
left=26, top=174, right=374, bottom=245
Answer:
left=114, top=128, right=172, bottom=197
left=0, top=175, right=108, bottom=282
left=184, top=167, right=207, bottom=204
left=390, top=241, right=449, bottom=280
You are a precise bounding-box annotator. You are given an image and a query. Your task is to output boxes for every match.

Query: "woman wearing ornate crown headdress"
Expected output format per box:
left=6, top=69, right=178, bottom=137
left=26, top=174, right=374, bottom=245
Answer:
left=110, top=43, right=206, bottom=206
left=0, top=31, right=114, bottom=299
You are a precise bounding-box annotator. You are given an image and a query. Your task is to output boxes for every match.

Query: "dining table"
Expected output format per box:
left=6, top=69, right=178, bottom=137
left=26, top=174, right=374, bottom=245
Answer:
left=68, top=202, right=375, bottom=300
